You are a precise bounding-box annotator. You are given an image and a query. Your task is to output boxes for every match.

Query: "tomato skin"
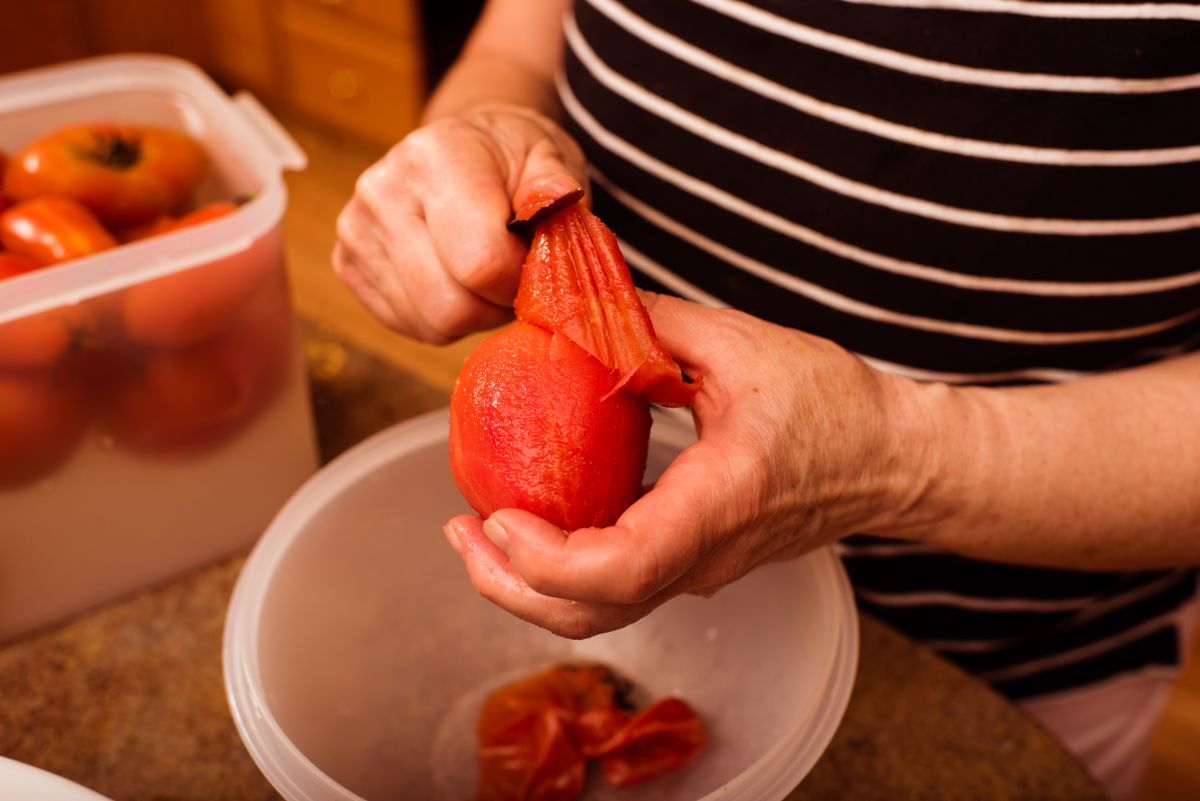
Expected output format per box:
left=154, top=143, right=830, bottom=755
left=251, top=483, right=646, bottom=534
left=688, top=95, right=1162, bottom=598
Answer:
left=0, top=196, right=117, bottom=265
left=515, top=203, right=698, bottom=407
left=477, top=665, right=706, bottom=801
left=591, top=698, right=708, bottom=787
left=479, top=709, right=585, bottom=801
left=0, top=371, right=88, bottom=486
left=4, top=124, right=207, bottom=226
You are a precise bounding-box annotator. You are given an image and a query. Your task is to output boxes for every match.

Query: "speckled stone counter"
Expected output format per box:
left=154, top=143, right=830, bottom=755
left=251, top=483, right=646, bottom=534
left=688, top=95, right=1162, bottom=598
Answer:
left=0, top=324, right=1106, bottom=801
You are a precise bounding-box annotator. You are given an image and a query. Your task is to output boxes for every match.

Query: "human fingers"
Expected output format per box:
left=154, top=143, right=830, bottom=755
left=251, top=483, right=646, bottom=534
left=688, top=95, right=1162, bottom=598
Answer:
left=419, top=111, right=585, bottom=307
left=476, top=432, right=759, bottom=606
left=443, top=515, right=664, bottom=639
left=335, top=195, right=512, bottom=343
left=335, top=119, right=524, bottom=342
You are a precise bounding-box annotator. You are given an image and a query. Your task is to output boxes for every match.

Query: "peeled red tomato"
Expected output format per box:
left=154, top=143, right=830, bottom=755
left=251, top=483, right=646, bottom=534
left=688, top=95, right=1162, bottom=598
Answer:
left=450, top=320, right=650, bottom=532
left=449, top=193, right=697, bottom=532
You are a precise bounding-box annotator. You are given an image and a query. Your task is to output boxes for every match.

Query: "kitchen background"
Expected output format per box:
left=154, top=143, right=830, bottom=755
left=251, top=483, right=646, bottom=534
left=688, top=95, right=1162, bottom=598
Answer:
left=0, top=2, right=1196, bottom=800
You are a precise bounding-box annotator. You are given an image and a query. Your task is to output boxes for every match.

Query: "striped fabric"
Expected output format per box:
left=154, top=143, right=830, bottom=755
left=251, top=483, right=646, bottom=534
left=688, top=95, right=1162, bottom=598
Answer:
left=560, top=0, right=1200, bottom=699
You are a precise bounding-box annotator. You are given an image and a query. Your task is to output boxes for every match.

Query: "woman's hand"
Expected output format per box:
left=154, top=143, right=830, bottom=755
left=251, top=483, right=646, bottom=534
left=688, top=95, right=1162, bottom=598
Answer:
left=443, top=293, right=926, bottom=638
left=333, top=104, right=586, bottom=344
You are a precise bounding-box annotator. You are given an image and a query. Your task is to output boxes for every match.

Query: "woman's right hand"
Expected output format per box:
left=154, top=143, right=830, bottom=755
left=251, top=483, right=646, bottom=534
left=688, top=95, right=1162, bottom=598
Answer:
left=333, top=104, right=587, bottom=345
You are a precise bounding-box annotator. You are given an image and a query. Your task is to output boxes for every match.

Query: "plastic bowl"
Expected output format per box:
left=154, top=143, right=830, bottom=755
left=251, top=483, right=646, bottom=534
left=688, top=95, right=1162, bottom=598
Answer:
left=0, top=757, right=114, bottom=801
left=224, top=408, right=858, bottom=801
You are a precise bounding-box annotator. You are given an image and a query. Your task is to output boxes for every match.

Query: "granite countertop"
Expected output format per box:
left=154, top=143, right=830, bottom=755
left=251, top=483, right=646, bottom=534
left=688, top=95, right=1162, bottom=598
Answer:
left=0, top=324, right=1107, bottom=801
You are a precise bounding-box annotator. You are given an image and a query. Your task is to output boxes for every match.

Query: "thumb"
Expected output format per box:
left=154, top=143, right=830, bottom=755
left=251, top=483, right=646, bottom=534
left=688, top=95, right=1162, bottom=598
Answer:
left=511, top=173, right=586, bottom=224
left=509, top=111, right=589, bottom=223
left=480, top=434, right=737, bottom=606
left=638, top=290, right=729, bottom=375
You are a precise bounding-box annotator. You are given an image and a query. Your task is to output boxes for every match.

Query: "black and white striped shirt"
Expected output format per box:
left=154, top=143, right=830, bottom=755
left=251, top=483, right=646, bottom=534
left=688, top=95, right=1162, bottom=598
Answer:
left=560, top=0, right=1200, bottom=699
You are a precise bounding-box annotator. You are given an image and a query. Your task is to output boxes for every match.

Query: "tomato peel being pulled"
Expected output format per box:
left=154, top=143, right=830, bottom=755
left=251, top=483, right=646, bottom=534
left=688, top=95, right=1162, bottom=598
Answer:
left=477, top=664, right=706, bottom=801
left=514, top=202, right=698, bottom=407
left=449, top=187, right=697, bottom=531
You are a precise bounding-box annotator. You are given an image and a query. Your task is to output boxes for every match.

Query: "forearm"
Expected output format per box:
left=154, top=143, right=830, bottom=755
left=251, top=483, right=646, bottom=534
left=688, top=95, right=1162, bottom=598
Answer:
left=881, top=350, right=1200, bottom=570
left=422, top=0, right=570, bottom=122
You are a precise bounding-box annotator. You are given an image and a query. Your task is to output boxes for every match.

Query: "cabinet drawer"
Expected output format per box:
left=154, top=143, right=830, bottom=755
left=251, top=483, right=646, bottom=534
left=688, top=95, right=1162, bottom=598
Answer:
left=278, top=23, right=423, bottom=146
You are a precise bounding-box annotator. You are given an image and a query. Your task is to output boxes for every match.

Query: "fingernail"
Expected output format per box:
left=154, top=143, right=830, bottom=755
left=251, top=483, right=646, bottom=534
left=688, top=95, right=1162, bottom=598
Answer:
left=443, top=522, right=463, bottom=554
left=482, top=515, right=511, bottom=553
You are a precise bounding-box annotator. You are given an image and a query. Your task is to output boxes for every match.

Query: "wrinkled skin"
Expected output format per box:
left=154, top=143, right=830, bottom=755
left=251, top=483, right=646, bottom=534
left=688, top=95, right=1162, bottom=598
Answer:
left=333, top=106, right=586, bottom=345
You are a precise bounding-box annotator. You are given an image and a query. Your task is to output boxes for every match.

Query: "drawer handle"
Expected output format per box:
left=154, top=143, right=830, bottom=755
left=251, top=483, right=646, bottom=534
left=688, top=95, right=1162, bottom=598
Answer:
left=327, top=69, right=362, bottom=101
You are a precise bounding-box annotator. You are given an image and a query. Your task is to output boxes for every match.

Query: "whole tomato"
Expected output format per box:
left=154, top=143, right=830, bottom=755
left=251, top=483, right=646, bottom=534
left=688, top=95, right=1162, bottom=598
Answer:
left=0, top=250, right=93, bottom=369
left=0, top=252, right=79, bottom=368
left=1, top=196, right=117, bottom=265
left=105, top=276, right=293, bottom=456
left=120, top=223, right=279, bottom=348
left=0, top=370, right=88, bottom=486
left=4, top=124, right=207, bottom=226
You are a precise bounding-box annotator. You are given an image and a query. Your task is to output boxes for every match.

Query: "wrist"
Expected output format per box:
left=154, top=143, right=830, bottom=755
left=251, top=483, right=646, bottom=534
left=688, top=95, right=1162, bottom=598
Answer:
left=867, top=375, right=1006, bottom=546
left=423, top=56, right=560, bottom=123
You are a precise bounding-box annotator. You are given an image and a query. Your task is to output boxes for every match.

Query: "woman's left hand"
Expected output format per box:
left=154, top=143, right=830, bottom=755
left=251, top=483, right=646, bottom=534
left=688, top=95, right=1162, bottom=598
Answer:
left=443, top=292, right=925, bottom=638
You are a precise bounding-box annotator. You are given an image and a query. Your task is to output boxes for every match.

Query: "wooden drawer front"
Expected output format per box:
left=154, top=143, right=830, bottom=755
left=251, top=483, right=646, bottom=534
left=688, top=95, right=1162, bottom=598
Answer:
left=285, top=0, right=420, bottom=39
left=279, top=25, right=423, bottom=145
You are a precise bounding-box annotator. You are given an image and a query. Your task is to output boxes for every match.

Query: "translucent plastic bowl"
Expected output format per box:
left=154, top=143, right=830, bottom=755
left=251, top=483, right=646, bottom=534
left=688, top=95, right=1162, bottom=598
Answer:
left=0, top=757, right=114, bottom=801
left=224, top=408, right=858, bottom=801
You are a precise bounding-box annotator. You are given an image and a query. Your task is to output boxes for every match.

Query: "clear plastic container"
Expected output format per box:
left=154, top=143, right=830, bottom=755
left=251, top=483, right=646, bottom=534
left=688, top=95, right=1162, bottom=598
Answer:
left=0, top=55, right=319, bottom=641
left=224, top=409, right=858, bottom=801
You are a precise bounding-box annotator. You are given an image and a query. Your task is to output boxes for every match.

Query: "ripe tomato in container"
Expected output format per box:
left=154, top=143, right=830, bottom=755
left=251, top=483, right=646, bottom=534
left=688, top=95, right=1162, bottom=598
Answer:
left=104, top=271, right=294, bottom=456
left=0, top=371, right=88, bottom=487
left=4, top=123, right=207, bottom=226
left=0, top=252, right=91, bottom=370
left=0, top=55, right=317, bottom=643
left=0, top=196, right=117, bottom=265
left=119, top=219, right=279, bottom=349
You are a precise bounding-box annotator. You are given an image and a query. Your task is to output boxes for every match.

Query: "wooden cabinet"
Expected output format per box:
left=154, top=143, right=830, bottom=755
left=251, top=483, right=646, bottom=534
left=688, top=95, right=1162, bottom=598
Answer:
left=204, top=0, right=428, bottom=147
left=201, top=0, right=278, bottom=94
left=272, top=0, right=424, bottom=146
left=0, top=0, right=429, bottom=149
